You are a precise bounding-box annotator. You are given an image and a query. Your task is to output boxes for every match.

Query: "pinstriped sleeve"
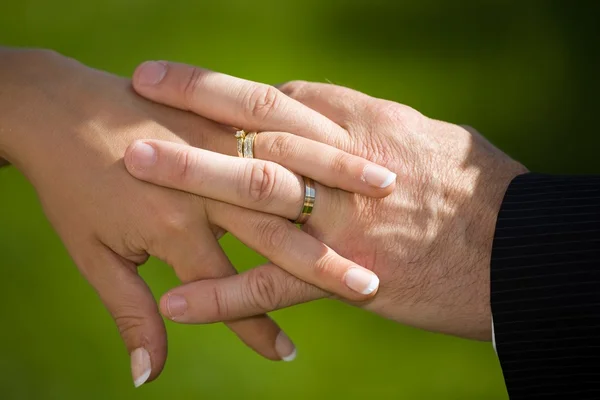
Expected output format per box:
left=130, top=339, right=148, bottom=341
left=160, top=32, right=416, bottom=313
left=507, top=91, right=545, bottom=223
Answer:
left=491, top=173, right=600, bottom=399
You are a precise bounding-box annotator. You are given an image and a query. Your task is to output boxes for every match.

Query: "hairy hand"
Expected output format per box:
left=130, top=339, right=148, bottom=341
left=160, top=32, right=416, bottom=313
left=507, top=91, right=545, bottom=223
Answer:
left=130, top=63, right=527, bottom=340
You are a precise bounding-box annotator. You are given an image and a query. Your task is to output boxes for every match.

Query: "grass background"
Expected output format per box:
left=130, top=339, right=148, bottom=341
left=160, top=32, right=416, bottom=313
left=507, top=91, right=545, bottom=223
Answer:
left=1, top=0, right=598, bottom=398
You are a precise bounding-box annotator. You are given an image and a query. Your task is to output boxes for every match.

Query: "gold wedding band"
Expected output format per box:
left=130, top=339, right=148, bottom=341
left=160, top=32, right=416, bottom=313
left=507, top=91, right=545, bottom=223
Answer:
left=236, top=130, right=314, bottom=224
left=243, top=132, right=257, bottom=159
left=234, top=130, right=257, bottom=158
left=294, top=177, right=315, bottom=225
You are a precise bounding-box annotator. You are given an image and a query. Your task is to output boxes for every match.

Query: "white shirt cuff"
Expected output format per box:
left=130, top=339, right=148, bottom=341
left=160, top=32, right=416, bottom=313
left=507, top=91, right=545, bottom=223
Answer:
left=491, top=315, right=497, bottom=354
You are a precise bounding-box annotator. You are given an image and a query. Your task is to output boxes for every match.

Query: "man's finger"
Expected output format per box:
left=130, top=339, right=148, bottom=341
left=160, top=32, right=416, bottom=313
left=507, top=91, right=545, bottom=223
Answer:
left=152, top=223, right=296, bottom=361
left=160, top=263, right=326, bottom=323
left=276, top=81, right=374, bottom=128
left=206, top=201, right=380, bottom=301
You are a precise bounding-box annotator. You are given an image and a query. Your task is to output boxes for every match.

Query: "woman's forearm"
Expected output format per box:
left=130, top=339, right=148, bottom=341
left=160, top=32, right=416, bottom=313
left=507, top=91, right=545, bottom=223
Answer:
left=0, top=46, right=8, bottom=168
left=0, top=47, right=52, bottom=169
left=0, top=47, right=22, bottom=167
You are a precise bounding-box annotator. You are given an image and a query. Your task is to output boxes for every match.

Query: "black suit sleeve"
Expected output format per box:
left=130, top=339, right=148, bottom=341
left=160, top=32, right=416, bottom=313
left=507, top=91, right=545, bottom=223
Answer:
left=491, top=173, right=600, bottom=399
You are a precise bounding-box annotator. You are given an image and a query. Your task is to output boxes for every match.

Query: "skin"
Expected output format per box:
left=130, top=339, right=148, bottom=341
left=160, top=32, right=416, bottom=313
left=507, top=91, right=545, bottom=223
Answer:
left=0, top=49, right=395, bottom=385
left=127, top=62, right=529, bottom=341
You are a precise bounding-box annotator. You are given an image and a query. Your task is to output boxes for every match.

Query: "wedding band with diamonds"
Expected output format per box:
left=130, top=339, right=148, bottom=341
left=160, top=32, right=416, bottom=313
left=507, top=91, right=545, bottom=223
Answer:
left=235, top=130, right=246, bottom=158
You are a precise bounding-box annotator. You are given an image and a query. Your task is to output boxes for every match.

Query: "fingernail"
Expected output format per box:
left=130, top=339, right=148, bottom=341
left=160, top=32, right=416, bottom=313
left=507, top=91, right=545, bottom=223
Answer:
left=166, top=294, right=187, bottom=319
left=363, top=165, right=396, bottom=188
left=130, top=142, right=156, bottom=170
left=136, top=61, right=167, bottom=86
left=130, top=347, right=151, bottom=388
left=344, top=267, right=380, bottom=295
left=275, top=331, right=297, bottom=362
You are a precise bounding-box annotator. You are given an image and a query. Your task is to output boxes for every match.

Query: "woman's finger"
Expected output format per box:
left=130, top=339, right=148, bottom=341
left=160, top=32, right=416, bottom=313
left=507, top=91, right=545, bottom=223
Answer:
left=72, top=243, right=166, bottom=388
left=126, top=140, right=304, bottom=220
left=131, top=63, right=397, bottom=197
left=160, top=263, right=325, bottom=324
left=125, top=140, right=395, bottom=221
left=205, top=200, right=380, bottom=301
left=132, top=61, right=349, bottom=147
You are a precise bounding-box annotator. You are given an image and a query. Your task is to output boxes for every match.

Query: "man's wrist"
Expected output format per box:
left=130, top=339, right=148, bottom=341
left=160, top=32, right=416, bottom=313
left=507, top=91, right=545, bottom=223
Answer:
left=470, top=163, right=528, bottom=339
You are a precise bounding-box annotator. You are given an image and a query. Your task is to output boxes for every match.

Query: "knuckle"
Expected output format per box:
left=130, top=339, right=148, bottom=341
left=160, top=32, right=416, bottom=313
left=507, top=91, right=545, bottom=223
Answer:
left=371, top=102, right=398, bottom=126
left=208, top=284, right=228, bottom=320
left=183, top=67, right=205, bottom=109
left=372, top=100, right=422, bottom=130
left=313, top=250, right=341, bottom=281
left=244, top=268, right=282, bottom=311
left=264, top=133, right=296, bottom=161
left=255, top=218, right=289, bottom=251
left=157, top=206, right=189, bottom=234
left=277, top=80, right=308, bottom=99
left=359, top=133, right=394, bottom=164
left=172, top=147, right=193, bottom=184
left=114, top=313, right=147, bottom=341
left=242, top=162, right=277, bottom=204
left=329, top=151, right=353, bottom=176
left=245, top=84, right=281, bottom=121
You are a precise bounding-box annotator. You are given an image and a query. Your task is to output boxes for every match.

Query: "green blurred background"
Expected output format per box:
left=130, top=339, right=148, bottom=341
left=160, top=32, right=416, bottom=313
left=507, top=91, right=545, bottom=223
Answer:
left=1, top=0, right=598, bottom=399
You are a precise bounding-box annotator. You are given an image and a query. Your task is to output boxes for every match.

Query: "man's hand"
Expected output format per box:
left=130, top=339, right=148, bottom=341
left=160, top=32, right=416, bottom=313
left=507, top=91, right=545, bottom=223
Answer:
left=131, top=63, right=528, bottom=340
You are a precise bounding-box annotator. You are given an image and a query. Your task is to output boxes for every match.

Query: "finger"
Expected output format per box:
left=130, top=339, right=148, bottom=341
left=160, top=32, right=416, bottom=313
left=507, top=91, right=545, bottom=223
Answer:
left=206, top=200, right=380, bottom=301
left=132, top=61, right=349, bottom=147
left=276, top=81, right=375, bottom=128
left=253, top=132, right=396, bottom=193
left=126, top=140, right=304, bottom=220
left=152, top=223, right=295, bottom=361
left=160, top=263, right=326, bottom=323
left=126, top=138, right=396, bottom=207
left=73, top=243, right=166, bottom=388
left=137, top=102, right=397, bottom=197
left=131, top=63, right=397, bottom=196
left=278, top=81, right=422, bottom=145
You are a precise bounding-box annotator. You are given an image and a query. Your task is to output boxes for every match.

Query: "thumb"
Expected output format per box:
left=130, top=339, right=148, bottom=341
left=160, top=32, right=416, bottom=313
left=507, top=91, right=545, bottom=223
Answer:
left=74, top=243, right=166, bottom=388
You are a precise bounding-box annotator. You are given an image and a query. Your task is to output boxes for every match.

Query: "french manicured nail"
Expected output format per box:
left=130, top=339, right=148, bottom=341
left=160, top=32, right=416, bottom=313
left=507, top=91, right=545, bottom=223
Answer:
left=136, top=61, right=167, bottom=86
left=363, top=165, right=396, bottom=188
left=166, top=294, right=187, bottom=319
left=345, top=267, right=380, bottom=295
left=130, top=142, right=156, bottom=170
left=275, top=331, right=297, bottom=362
left=131, top=347, right=151, bottom=388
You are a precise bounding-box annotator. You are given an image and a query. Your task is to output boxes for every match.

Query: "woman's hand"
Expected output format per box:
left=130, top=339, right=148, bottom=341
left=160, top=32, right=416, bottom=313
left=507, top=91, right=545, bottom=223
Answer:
left=0, top=49, right=391, bottom=385
left=130, top=62, right=528, bottom=340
